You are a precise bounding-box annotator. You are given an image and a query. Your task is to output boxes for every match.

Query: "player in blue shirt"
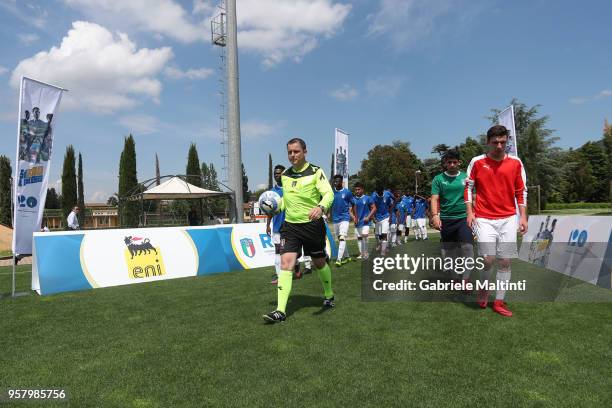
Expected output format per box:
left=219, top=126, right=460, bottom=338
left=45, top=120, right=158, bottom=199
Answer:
left=392, top=189, right=407, bottom=246
left=412, top=195, right=430, bottom=240
left=371, top=185, right=394, bottom=255
left=331, top=175, right=355, bottom=266
left=400, top=191, right=415, bottom=243
left=389, top=190, right=401, bottom=248
left=351, top=182, right=376, bottom=260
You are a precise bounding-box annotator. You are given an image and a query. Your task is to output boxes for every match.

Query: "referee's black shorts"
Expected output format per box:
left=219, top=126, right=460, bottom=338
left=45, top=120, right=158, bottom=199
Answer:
left=440, top=217, right=473, bottom=243
left=279, top=218, right=327, bottom=258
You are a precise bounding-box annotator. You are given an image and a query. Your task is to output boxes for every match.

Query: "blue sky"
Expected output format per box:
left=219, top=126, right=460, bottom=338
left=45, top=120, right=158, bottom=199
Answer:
left=0, top=0, right=610, bottom=202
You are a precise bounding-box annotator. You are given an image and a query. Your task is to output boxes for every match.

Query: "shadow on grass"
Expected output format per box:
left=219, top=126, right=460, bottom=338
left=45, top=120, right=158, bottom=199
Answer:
left=268, top=294, right=332, bottom=317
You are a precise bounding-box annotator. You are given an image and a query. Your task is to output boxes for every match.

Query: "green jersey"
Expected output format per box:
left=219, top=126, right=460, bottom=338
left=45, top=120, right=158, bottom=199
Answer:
left=431, top=171, right=467, bottom=219
left=280, top=162, right=334, bottom=223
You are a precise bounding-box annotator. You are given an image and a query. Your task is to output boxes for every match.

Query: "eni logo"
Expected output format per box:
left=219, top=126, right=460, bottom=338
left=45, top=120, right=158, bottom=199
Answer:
left=123, top=236, right=167, bottom=279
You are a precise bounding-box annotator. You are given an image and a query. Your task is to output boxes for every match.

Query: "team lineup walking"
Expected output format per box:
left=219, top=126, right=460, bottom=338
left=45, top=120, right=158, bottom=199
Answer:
left=261, top=125, right=528, bottom=322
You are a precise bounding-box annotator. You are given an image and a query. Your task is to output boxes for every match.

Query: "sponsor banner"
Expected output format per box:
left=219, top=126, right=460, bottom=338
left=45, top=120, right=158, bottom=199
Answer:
left=32, top=223, right=336, bottom=295
left=334, top=128, right=349, bottom=187
left=13, top=77, right=65, bottom=254
left=497, top=105, right=518, bottom=157
left=519, top=215, right=612, bottom=288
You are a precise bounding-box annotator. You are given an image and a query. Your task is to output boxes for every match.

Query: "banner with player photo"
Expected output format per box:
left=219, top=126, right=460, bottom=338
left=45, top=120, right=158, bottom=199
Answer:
left=13, top=77, right=65, bottom=255
left=518, top=215, right=612, bottom=288
left=498, top=105, right=518, bottom=156
left=334, top=128, right=349, bottom=186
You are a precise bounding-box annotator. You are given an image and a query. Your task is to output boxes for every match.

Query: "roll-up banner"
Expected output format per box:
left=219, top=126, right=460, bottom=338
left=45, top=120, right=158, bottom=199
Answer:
left=498, top=105, right=518, bottom=157
left=334, top=128, right=349, bottom=187
left=13, top=77, right=65, bottom=255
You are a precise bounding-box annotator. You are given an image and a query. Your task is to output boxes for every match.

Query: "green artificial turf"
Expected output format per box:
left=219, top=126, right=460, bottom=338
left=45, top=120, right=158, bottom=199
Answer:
left=1, top=235, right=611, bottom=407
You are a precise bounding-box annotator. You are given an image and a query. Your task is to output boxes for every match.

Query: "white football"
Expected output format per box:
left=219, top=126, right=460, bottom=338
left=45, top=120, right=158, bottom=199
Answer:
left=258, top=190, right=281, bottom=215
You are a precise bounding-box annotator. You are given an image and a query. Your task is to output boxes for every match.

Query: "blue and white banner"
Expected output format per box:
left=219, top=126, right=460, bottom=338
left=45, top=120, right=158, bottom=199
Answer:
left=13, top=77, right=65, bottom=254
left=519, top=215, right=612, bottom=288
left=334, top=128, right=349, bottom=187
left=32, top=223, right=336, bottom=295
left=498, top=105, right=518, bottom=157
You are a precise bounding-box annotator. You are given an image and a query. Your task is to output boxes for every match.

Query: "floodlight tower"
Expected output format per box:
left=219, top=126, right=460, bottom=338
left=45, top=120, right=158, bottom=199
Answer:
left=212, top=0, right=243, bottom=222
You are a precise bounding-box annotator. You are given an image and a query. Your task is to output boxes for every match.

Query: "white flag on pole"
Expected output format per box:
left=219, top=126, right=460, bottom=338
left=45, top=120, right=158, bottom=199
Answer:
left=498, top=105, right=518, bottom=156
left=334, top=128, right=349, bottom=187
left=12, top=77, right=65, bottom=254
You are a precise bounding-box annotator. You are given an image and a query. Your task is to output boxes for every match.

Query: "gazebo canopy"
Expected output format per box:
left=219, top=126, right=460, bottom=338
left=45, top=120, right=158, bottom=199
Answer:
left=136, top=176, right=231, bottom=200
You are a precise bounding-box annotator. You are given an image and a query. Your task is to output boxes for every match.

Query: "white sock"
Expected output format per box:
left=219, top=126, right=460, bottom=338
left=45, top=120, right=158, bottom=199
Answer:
left=461, top=243, right=474, bottom=280
left=274, top=253, right=281, bottom=274
left=338, top=240, right=346, bottom=260
left=381, top=240, right=387, bottom=254
left=496, top=268, right=511, bottom=300
left=304, top=256, right=312, bottom=269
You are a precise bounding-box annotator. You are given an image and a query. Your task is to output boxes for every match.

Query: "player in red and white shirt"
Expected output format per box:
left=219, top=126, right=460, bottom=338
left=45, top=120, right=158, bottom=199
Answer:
left=464, top=125, right=528, bottom=317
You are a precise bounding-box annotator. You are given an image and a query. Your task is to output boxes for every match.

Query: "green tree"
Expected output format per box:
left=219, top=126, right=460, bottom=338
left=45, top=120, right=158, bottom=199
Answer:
left=118, top=135, right=139, bottom=227
left=185, top=144, right=202, bottom=225
left=242, top=163, right=250, bottom=203
left=201, top=162, right=210, bottom=189
left=579, top=141, right=608, bottom=202
left=61, top=145, right=77, bottom=220
left=330, top=153, right=335, bottom=180
left=0, top=156, right=12, bottom=226
left=77, top=152, right=85, bottom=225
left=564, top=149, right=597, bottom=202
left=454, top=137, right=485, bottom=167
left=358, top=141, right=422, bottom=193
left=489, top=99, right=560, bottom=212
left=45, top=188, right=60, bottom=209
left=107, top=195, right=118, bottom=206
left=431, top=144, right=450, bottom=157
left=268, top=153, right=273, bottom=189
left=603, top=120, right=612, bottom=205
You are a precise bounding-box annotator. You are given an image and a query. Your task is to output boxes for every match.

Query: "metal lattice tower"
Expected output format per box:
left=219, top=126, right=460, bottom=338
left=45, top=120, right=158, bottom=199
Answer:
left=211, top=3, right=228, bottom=182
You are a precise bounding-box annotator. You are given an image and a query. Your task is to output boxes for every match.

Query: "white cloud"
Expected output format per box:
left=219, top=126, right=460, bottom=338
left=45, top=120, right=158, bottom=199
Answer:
left=242, top=119, right=286, bottom=140
left=65, top=0, right=206, bottom=43
left=164, top=66, right=214, bottom=80
left=0, top=1, right=47, bottom=29
left=10, top=21, right=174, bottom=114
left=65, top=0, right=350, bottom=67
left=569, top=89, right=612, bottom=104
left=237, top=0, right=351, bottom=67
left=366, top=76, right=404, bottom=98
left=18, top=33, right=40, bottom=45
left=88, top=190, right=110, bottom=203
left=118, top=114, right=160, bottom=135
left=0, top=66, right=8, bottom=75
left=330, top=84, right=358, bottom=101
left=368, top=0, right=471, bottom=52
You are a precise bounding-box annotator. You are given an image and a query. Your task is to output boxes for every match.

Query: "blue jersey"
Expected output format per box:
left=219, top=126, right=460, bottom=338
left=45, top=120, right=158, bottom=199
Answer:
left=271, top=185, right=285, bottom=233
left=396, top=201, right=407, bottom=225
left=372, top=191, right=393, bottom=221
left=414, top=198, right=428, bottom=219
left=352, top=194, right=374, bottom=227
left=401, top=195, right=415, bottom=217
left=331, top=188, right=353, bottom=223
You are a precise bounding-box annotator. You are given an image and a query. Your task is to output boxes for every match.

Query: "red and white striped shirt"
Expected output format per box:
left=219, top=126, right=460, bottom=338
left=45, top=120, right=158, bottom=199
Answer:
left=464, top=154, right=527, bottom=219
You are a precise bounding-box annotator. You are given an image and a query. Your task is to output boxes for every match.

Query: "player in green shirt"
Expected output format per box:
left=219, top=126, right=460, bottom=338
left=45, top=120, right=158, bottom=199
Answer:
left=430, top=149, right=474, bottom=283
left=263, top=138, right=335, bottom=323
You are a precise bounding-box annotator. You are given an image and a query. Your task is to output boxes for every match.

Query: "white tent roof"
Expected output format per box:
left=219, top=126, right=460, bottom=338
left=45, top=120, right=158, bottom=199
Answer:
left=139, top=176, right=230, bottom=200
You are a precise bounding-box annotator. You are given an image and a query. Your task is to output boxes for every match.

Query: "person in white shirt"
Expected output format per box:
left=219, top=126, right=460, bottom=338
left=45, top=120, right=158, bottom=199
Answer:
left=67, top=206, right=80, bottom=230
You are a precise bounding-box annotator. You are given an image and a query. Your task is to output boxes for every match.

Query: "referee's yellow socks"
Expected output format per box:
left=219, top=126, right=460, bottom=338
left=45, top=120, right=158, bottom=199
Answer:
left=317, top=263, right=334, bottom=299
left=276, top=270, right=293, bottom=313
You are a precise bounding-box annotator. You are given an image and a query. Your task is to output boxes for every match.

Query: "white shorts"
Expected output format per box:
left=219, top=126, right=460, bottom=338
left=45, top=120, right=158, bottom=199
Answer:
left=272, top=232, right=281, bottom=245
left=375, top=217, right=389, bottom=235
left=406, top=215, right=412, bottom=226
left=398, top=224, right=405, bottom=232
left=355, top=225, right=370, bottom=237
left=473, top=216, right=518, bottom=258
left=334, top=221, right=350, bottom=239
left=390, top=223, right=397, bottom=232
left=416, top=218, right=426, bottom=229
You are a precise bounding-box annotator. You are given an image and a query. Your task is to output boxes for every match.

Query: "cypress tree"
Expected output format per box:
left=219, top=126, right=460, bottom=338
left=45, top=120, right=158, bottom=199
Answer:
left=0, top=156, right=12, bottom=226
left=186, top=144, right=202, bottom=225
left=118, top=135, right=139, bottom=227
left=268, top=153, right=273, bottom=189
left=61, top=145, right=77, bottom=221
left=77, top=152, right=85, bottom=225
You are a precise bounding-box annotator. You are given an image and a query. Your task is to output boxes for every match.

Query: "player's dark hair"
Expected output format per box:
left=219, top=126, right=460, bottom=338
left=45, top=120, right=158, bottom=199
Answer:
left=443, top=149, right=460, bottom=161
left=354, top=182, right=364, bottom=189
left=274, top=164, right=285, bottom=172
left=332, top=174, right=343, bottom=180
left=286, top=138, right=306, bottom=150
left=487, top=125, right=509, bottom=141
